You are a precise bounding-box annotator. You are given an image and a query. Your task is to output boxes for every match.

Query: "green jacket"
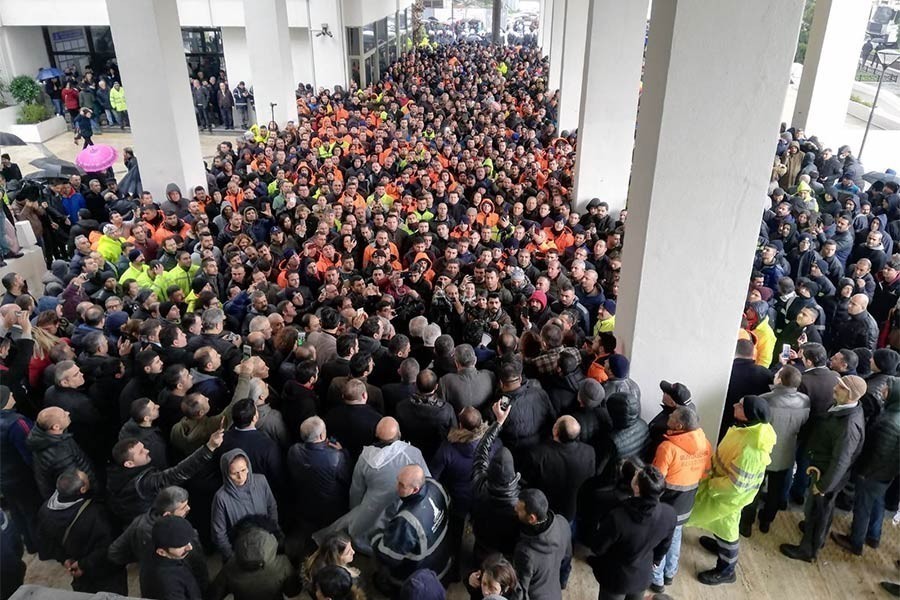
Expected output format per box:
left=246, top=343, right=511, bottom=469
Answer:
left=209, top=527, right=299, bottom=600
left=687, top=422, right=775, bottom=542
left=118, top=263, right=149, bottom=285
left=156, top=264, right=199, bottom=299
left=109, top=86, right=127, bottom=111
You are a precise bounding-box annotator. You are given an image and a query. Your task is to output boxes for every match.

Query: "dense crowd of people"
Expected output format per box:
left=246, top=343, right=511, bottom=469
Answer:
left=0, top=38, right=898, bottom=600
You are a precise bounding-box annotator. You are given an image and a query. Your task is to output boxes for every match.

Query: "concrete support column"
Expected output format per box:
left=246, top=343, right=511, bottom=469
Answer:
left=106, top=0, right=206, bottom=201
left=557, top=0, right=589, bottom=133
left=615, top=0, right=804, bottom=442
left=547, top=0, right=566, bottom=93
left=242, top=0, right=297, bottom=125
left=307, top=0, right=348, bottom=92
left=792, top=0, right=870, bottom=146
left=539, top=0, right=554, bottom=53
left=571, top=0, right=649, bottom=213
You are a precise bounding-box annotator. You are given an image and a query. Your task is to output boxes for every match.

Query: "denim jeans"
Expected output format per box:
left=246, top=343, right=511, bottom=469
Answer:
left=788, top=447, right=811, bottom=501
left=651, top=524, right=682, bottom=586
left=850, top=476, right=889, bottom=548
left=52, top=98, right=64, bottom=116
left=104, top=108, right=117, bottom=126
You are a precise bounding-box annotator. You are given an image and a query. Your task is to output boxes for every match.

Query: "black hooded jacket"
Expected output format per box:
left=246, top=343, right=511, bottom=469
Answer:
left=26, top=426, right=97, bottom=499
left=471, top=422, right=521, bottom=559
left=588, top=496, right=676, bottom=595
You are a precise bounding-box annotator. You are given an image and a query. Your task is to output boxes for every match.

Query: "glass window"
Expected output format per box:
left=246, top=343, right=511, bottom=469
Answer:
left=376, top=18, right=387, bottom=46
left=365, top=54, right=376, bottom=86
left=182, top=30, right=204, bottom=54
left=363, top=23, right=376, bottom=52
left=387, top=13, right=397, bottom=41
left=350, top=58, right=361, bottom=87
left=48, top=27, right=89, bottom=53
left=51, top=53, right=92, bottom=75
left=346, top=27, right=361, bottom=55
left=89, top=27, right=115, bottom=55
left=203, top=30, right=222, bottom=53
left=399, top=10, right=407, bottom=34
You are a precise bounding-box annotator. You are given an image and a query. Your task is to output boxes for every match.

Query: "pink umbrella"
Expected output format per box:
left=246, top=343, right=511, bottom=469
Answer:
left=76, top=144, right=118, bottom=172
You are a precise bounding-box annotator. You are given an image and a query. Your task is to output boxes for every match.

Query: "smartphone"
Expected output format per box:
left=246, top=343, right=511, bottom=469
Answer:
left=780, top=343, right=791, bottom=361
left=297, top=332, right=306, bottom=346
left=499, top=396, right=511, bottom=411
left=242, top=344, right=252, bottom=361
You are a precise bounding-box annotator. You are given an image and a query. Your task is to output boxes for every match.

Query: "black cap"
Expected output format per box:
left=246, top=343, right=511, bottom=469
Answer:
left=660, top=380, right=692, bottom=405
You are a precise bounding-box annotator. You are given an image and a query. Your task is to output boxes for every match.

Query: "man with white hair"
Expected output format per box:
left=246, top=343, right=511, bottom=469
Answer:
left=248, top=377, right=288, bottom=449
left=287, top=416, right=352, bottom=531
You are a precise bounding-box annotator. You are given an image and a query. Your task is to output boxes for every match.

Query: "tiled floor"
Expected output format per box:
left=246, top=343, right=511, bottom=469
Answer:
left=18, top=505, right=900, bottom=599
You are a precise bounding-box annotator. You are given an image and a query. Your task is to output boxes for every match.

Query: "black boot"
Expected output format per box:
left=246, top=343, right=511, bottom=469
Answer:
left=698, top=569, right=736, bottom=586
left=779, top=543, right=815, bottom=562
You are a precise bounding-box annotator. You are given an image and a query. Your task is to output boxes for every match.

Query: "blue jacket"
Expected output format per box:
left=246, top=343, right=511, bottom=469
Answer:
left=372, top=478, right=452, bottom=585
left=62, top=193, right=86, bottom=224
left=286, top=440, right=352, bottom=528
left=0, top=409, right=34, bottom=487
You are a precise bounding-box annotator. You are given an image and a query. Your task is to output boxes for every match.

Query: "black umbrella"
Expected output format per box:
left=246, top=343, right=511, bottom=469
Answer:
left=862, top=170, right=900, bottom=185
left=29, top=157, right=82, bottom=178
left=0, top=132, right=26, bottom=146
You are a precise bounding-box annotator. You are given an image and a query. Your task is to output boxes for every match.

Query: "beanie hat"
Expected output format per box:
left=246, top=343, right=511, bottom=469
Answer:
left=872, top=348, right=900, bottom=375
left=602, top=299, right=617, bottom=316
left=853, top=348, right=874, bottom=377
left=398, top=569, right=446, bottom=600
left=578, top=378, right=605, bottom=408
left=741, top=395, right=771, bottom=425
left=529, top=290, right=547, bottom=310
left=608, top=354, right=630, bottom=378
left=128, top=249, right=143, bottom=263
left=839, top=375, right=867, bottom=404
left=487, top=447, right=519, bottom=486
left=152, top=516, right=194, bottom=549
left=510, top=267, right=526, bottom=282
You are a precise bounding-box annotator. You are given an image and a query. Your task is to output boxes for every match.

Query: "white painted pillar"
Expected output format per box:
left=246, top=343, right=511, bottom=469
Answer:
left=792, top=0, right=870, bottom=147
left=547, top=0, right=566, bottom=93
left=571, top=0, right=649, bottom=213
left=308, top=0, right=349, bottom=92
left=242, top=0, right=297, bottom=125
left=538, top=0, right=553, bottom=53
left=615, top=0, right=805, bottom=443
left=106, top=0, right=206, bottom=201
left=556, top=0, right=589, bottom=133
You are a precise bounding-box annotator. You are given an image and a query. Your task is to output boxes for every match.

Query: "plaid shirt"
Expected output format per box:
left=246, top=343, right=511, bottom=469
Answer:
left=530, top=347, right=581, bottom=375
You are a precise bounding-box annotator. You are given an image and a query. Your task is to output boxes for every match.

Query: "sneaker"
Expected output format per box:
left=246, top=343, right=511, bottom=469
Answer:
left=2, top=250, right=23, bottom=259
left=866, top=537, right=880, bottom=549
left=779, top=543, right=815, bottom=563
left=699, top=536, right=719, bottom=554
left=830, top=533, right=862, bottom=555
left=697, top=569, right=736, bottom=586
left=649, top=583, right=665, bottom=593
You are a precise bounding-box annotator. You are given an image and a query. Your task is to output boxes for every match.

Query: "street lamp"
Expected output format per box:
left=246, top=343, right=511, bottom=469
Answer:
left=859, top=48, right=900, bottom=161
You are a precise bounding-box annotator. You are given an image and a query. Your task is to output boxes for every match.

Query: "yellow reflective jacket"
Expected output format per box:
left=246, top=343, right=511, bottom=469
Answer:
left=687, top=422, right=776, bottom=542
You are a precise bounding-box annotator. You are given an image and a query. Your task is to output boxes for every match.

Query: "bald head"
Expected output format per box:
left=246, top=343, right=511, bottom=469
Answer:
left=849, top=293, right=870, bottom=315
left=37, top=407, right=69, bottom=433
left=397, top=464, right=425, bottom=498
left=375, top=417, right=400, bottom=443
left=554, top=415, right=581, bottom=442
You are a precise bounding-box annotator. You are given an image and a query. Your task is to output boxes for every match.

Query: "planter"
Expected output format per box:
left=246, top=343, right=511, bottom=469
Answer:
left=0, top=105, right=19, bottom=130
left=8, top=115, right=67, bottom=143
left=848, top=100, right=900, bottom=130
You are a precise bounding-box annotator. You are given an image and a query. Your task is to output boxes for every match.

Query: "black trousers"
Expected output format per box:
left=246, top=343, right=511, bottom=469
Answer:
left=741, top=469, right=790, bottom=529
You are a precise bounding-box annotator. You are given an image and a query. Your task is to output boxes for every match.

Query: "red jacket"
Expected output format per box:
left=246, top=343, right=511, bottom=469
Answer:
left=62, top=87, right=80, bottom=110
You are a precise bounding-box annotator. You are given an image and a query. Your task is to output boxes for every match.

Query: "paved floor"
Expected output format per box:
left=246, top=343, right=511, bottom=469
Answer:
left=17, top=504, right=900, bottom=599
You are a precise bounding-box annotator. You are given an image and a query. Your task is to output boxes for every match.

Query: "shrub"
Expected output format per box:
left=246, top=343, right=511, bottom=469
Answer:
left=8, top=75, right=41, bottom=105
left=17, top=103, right=49, bottom=124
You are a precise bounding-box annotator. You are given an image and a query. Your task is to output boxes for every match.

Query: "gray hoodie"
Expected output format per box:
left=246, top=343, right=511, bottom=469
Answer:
left=211, top=449, right=278, bottom=561
left=314, top=440, right=429, bottom=554
left=160, top=183, right=189, bottom=218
